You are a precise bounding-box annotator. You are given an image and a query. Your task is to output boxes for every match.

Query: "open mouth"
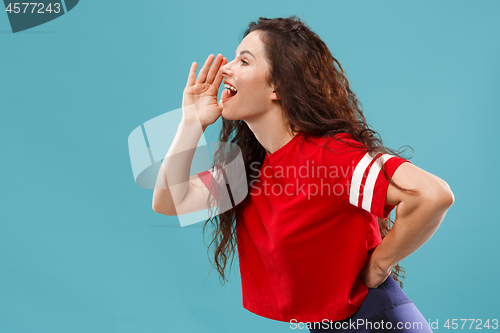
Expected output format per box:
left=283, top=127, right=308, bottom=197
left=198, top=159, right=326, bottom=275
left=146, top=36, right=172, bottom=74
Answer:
left=223, top=83, right=238, bottom=102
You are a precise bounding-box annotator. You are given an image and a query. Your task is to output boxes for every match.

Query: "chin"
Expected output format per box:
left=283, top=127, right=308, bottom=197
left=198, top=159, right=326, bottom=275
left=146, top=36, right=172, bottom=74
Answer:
left=222, top=105, right=256, bottom=122
left=221, top=109, right=231, bottom=120
left=221, top=108, right=241, bottom=121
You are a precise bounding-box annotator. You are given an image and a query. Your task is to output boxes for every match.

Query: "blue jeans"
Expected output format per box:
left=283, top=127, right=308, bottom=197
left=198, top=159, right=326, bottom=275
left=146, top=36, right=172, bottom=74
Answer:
left=308, top=275, right=433, bottom=332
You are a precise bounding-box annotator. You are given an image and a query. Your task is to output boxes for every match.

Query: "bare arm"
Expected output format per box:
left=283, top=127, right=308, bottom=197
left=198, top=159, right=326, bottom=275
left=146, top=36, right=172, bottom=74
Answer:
left=152, top=54, right=227, bottom=215
left=374, top=162, right=455, bottom=272
left=152, top=120, right=210, bottom=215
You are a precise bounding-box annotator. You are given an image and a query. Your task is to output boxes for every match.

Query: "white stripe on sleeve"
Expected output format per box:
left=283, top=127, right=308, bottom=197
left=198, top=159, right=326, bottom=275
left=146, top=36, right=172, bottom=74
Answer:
left=349, top=152, right=375, bottom=207
left=209, top=163, right=226, bottom=185
left=361, top=154, right=394, bottom=213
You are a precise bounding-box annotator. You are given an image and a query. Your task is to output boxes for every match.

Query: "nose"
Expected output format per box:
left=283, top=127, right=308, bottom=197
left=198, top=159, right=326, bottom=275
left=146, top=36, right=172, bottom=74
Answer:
left=221, top=59, right=233, bottom=78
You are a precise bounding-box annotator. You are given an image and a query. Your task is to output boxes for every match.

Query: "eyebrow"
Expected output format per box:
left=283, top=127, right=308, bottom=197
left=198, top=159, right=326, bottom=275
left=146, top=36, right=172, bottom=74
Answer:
left=236, top=50, right=256, bottom=59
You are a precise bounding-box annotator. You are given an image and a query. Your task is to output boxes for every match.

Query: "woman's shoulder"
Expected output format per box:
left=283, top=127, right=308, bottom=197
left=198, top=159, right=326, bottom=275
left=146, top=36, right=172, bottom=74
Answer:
left=300, top=131, right=365, bottom=149
left=294, top=132, right=368, bottom=167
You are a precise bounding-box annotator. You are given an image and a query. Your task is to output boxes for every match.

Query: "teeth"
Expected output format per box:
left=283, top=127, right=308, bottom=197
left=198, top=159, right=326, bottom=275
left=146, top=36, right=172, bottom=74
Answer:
left=224, top=83, right=238, bottom=92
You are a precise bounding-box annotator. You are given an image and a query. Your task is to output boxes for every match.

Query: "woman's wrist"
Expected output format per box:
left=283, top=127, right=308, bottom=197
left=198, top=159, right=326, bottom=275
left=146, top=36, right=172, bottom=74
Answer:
left=179, top=118, right=208, bottom=133
left=371, top=246, right=396, bottom=275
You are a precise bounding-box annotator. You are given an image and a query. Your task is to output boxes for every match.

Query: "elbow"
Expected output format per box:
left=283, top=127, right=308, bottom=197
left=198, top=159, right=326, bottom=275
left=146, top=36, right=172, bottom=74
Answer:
left=152, top=202, right=163, bottom=215
left=438, top=179, right=455, bottom=208
left=426, top=179, right=455, bottom=210
left=444, top=188, right=455, bottom=208
left=152, top=202, right=177, bottom=216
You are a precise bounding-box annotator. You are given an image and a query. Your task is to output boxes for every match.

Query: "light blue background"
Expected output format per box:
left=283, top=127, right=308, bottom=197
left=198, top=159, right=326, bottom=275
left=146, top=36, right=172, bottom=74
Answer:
left=1, top=1, right=499, bottom=332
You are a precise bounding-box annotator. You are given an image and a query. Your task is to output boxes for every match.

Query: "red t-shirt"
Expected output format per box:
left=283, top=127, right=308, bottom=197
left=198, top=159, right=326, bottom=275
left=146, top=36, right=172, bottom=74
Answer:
left=197, top=132, right=410, bottom=323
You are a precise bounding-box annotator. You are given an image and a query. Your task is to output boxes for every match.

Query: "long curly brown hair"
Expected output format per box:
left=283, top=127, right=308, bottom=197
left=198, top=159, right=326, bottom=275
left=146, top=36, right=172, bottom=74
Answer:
left=201, top=16, right=418, bottom=289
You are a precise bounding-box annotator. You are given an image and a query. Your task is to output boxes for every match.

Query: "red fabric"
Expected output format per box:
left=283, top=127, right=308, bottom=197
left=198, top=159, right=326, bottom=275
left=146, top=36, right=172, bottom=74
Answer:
left=197, top=168, right=223, bottom=202
left=197, top=132, right=411, bottom=322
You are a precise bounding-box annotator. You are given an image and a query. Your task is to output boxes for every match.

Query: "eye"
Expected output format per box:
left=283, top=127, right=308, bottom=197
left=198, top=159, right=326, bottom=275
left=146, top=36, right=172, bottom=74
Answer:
left=241, top=59, right=248, bottom=65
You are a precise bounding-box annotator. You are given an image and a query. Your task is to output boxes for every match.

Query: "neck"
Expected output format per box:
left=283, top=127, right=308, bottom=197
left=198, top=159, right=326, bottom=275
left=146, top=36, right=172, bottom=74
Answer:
left=244, top=104, right=298, bottom=155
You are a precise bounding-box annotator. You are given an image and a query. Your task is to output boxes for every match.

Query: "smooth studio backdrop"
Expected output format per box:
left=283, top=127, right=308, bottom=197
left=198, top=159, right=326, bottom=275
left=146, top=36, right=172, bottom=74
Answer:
left=1, top=1, right=498, bottom=332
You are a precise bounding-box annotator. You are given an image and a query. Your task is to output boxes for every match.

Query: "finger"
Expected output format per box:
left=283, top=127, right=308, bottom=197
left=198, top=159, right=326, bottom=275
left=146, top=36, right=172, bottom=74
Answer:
left=195, top=54, right=215, bottom=84
left=205, top=54, right=223, bottom=85
left=187, top=62, right=197, bottom=86
left=212, top=57, right=228, bottom=89
left=220, top=87, right=228, bottom=103
left=218, top=89, right=227, bottom=108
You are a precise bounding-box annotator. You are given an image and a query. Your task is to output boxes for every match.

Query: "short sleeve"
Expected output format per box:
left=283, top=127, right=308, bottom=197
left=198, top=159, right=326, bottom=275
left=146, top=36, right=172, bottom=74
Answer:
left=364, top=154, right=411, bottom=218
left=196, top=164, right=226, bottom=201
left=327, top=134, right=412, bottom=219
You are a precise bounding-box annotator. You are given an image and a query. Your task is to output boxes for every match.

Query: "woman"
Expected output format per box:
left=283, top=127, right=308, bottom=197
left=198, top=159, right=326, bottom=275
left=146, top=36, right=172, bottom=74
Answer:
left=153, top=16, right=454, bottom=332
